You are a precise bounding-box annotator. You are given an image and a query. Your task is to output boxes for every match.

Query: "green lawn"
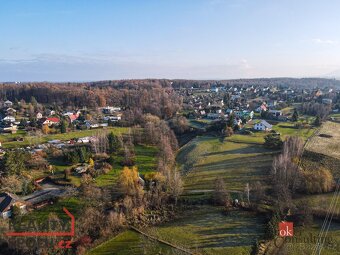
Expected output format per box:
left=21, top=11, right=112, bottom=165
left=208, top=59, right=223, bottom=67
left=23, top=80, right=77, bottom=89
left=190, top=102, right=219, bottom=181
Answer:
left=243, top=121, right=315, bottom=142
left=271, top=122, right=316, bottom=140
left=227, top=133, right=265, bottom=144
left=1, top=127, right=128, bottom=149
left=94, top=144, right=158, bottom=187
left=0, top=129, right=26, bottom=142
left=17, top=197, right=83, bottom=227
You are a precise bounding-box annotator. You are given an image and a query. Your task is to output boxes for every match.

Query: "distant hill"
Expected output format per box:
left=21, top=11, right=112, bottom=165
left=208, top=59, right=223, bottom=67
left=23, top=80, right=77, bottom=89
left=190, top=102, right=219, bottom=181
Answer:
left=170, top=77, right=340, bottom=89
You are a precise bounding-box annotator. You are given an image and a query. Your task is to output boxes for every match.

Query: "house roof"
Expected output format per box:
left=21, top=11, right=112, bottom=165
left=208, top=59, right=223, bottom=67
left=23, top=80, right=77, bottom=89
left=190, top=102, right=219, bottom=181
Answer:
left=0, top=192, right=21, bottom=213
left=46, top=117, right=60, bottom=123
left=6, top=108, right=17, bottom=112
left=69, top=114, right=78, bottom=122
left=259, top=120, right=272, bottom=128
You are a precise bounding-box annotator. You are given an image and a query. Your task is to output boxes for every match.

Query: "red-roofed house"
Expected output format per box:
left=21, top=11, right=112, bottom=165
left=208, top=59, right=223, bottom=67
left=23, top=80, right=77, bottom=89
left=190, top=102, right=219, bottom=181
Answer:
left=68, top=113, right=79, bottom=123
left=43, top=117, right=60, bottom=126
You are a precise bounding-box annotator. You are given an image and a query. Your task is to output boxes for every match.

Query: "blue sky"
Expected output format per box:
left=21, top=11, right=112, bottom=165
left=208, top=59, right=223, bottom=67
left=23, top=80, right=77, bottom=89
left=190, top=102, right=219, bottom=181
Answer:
left=1, top=0, right=340, bottom=81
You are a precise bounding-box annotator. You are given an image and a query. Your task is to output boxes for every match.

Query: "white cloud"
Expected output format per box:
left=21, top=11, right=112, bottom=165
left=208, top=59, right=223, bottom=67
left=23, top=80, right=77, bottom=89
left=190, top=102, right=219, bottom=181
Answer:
left=312, top=38, right=338, bottom=45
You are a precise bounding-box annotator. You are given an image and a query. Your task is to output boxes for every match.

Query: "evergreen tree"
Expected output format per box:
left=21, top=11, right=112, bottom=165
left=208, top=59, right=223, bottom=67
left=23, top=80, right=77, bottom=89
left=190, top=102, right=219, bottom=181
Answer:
left=292, top=109, right=298, bottom=122
left=108, top=132, right=122, bottom=153
left=266, top=211, right=281, bottom=239
left=264, top=133, right=283, bottom=149
left=314, top=116, right=322, bottom=126
left=60, top=120, right=68, bottom=133
left=0, top=150, right=28, bottom=176
left=30, top=96, right=38, bottom=106
left=227, top=113, right=235, bottom=128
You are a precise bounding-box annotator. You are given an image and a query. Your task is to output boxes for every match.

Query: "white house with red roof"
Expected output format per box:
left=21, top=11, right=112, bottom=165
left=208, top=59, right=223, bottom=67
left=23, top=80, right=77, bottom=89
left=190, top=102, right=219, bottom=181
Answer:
left=43, top=117, right=60, bottom=126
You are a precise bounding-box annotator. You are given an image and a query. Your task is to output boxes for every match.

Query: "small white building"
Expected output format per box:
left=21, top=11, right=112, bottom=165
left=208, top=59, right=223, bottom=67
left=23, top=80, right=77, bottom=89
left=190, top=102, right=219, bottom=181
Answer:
left=3, top=100, right=13, bottom=108
left=207, top=113, right=221, bottom=119
left=3, top=116, right=16, bottom=123
left=102, top=106, right=121, bottom=114
left=268, top=110, right=282, bottom=117
left=36, top=112, right=43, bottom=119
left=254, top=120, right=273, bottom=131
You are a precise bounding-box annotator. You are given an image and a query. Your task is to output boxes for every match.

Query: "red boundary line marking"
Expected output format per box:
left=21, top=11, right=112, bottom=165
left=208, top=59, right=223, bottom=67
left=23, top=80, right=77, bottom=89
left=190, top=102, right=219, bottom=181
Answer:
left=5, top=207, right=75, bottom=237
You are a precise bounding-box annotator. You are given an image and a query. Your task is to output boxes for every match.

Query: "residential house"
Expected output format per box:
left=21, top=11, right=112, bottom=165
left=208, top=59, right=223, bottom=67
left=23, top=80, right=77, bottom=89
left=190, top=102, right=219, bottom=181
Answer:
left=6, top=108, right=17, bottom=115
left=43, top=117, right=60, bottom=126
left=0, top=192, right=26, bottom=218
left=77, top=137, right=90, bottom=143
left=225, top=109, right=233, bottom=115
left=46, top=109, right=56, bottom=116
left=199, top=110, right=206, bottom=116
left=268, top=110, right=282, bottom=118
left=254, top=120, right=273, bottom=131
left=234, top=110, right=254, bottom=120
left=314, top=89, right=323, bottom=98
left=68, top=113, right=79, bottom=123
left=255, top=103, right=267, bottom=113
left=207, top=113, right=221, bottom=119
left=234, top=118, right=242, bottom=127
left=3, top=116, right=16, bottom=123
left=102, top=106, right=121, bottom=114
left=85, top=121, right=99, bottom=129
left=322, top=98, right=332, bottom=105
left=104, top=114, right=122, bottom=122
left=36, top=112, right=43, bottom=119
left=0, top=123, right=18, bottom=133
left=3, top=100, right=13, bottom=108
left=267, top=100, right=277, bottom=108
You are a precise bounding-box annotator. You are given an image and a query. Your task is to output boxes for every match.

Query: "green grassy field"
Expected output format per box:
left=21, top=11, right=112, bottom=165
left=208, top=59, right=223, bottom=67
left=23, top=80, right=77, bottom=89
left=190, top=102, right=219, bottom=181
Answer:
left=142, top=206, right=266, bottom=255
left=1, top=127, right=128, bottom=149
left=329, top=112, right=340, bottom=121
left=177, top=136, right=275, bottom=197
left=94, top=144, right=158, bottom=187
left=18, top=197, right=83, bottom=225
left=271, top=122, right=315, bottom=140
left=243, top=121, right=315, bottom=142
left=89, top=206, right=266, bottom=255
left=189, top=119, right=211, bottom=130
left=294, top=192, right=340, bottom=212
left=88, top=230, right=182, bottom=255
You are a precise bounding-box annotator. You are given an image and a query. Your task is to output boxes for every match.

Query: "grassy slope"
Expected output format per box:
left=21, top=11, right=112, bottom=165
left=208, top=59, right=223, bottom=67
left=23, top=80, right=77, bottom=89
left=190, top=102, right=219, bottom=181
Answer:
left=296, top=121, right=340, bottom=213
left=178, top=136, right=275, bottom=195
left=272, top=122, right=315, bottom=140
left=17, top=197, right=83, bottom=226
left=143, top=206, right=266, bottom=255
left=305, top=121, right=340, bottom=159
left=88, top=230, right=181, bottom=255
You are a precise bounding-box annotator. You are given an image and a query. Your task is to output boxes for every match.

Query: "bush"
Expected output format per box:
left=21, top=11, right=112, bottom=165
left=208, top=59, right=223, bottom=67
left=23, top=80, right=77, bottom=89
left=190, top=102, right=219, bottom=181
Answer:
left=264, top=133, right=283, bottom=149
left=302, top=167, right=334, bottom=194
